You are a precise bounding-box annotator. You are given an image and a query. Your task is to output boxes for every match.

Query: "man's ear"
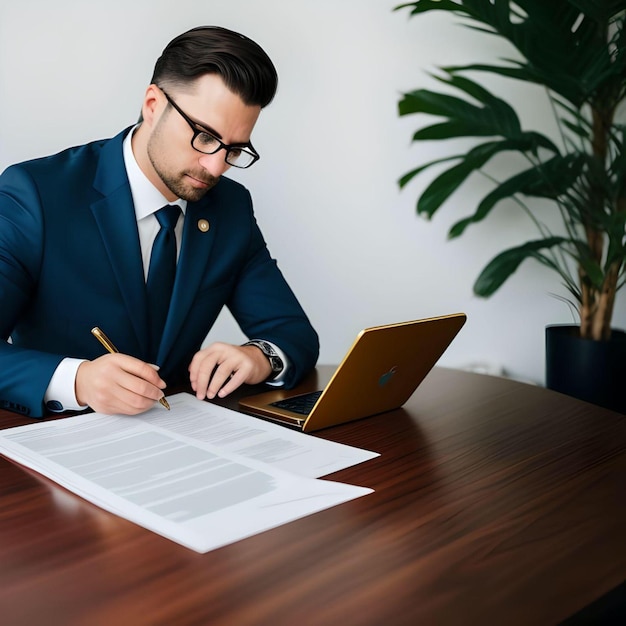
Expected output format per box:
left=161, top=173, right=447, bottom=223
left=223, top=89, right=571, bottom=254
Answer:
left=141, top=84, right=163, bottom=127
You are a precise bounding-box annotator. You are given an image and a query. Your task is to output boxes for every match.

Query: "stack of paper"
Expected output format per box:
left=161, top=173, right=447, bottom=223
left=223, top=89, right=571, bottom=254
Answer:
left=0, top=393, right=378, bottom=553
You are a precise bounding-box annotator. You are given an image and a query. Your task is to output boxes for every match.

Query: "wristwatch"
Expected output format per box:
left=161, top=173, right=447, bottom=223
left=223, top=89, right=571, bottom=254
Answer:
left=243, top=340, right=284, bottom=380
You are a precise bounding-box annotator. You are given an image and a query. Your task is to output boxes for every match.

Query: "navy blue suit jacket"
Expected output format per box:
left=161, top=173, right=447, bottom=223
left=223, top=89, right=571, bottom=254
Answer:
left=0, top=128, right=319, bottom=417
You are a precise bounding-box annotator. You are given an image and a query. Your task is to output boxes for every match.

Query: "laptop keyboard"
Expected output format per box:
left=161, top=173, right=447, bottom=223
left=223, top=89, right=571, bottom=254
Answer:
left=270, top=390, right=323, bottom=416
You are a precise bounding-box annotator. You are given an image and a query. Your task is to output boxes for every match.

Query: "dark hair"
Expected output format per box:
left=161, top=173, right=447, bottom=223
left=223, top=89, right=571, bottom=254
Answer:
left=151, top=26, right=278, bottom=108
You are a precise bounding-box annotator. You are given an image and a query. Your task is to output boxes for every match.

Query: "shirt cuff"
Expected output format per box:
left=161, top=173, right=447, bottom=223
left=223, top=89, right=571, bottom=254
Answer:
left=44, top=358, right=88, bottom=412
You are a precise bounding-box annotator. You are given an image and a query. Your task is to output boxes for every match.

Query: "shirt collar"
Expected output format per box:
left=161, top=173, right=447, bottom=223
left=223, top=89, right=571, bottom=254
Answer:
left=122, top=125, right=187, bottom=220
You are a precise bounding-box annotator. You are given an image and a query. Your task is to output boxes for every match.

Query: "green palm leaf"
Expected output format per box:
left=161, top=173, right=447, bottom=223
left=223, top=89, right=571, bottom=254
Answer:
left=474, top=237, right=569, bottom=297
left=449, top=154, right=587, bottom=237
left=415, top=138, right=565, bottom=220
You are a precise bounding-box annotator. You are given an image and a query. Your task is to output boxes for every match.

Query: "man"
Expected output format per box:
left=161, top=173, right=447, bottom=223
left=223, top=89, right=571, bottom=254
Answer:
left=0, top=26, right=319, bottom=418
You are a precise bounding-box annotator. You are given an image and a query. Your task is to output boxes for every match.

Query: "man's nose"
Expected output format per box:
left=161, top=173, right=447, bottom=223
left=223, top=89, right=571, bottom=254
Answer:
left=198, top=151, right=230, bottom=177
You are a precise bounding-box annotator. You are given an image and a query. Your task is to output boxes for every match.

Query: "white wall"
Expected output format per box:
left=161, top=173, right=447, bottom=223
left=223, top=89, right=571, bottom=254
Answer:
left=2, top=0, right=624, bottom=384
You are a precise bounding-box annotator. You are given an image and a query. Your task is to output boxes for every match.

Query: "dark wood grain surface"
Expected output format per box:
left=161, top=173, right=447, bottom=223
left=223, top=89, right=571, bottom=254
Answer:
left=1, top=367, right=624, bottom=625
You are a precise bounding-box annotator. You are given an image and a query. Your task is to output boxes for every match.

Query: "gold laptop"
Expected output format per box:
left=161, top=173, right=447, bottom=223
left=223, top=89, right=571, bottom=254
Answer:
left=239, top=313, right=466, bottom=432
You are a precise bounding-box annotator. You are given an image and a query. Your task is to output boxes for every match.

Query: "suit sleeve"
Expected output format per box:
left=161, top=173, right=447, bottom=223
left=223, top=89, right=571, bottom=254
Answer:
left=0, top=165, right=65, bottom=417
left=225, top=191, right=319, bottom=388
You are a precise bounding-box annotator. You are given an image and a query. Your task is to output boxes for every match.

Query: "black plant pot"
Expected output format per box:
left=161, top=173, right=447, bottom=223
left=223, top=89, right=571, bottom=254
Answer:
left=545, top=324, right=626, bottom=414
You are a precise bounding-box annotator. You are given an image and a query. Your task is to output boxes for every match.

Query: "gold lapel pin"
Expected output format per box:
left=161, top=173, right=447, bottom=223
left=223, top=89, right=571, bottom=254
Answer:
left=197, top=219, right=210, bottom=233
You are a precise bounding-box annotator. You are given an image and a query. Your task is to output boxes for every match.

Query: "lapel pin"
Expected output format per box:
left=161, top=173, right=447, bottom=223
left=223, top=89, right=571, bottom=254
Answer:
left=197, top=219, right=210, bottom=233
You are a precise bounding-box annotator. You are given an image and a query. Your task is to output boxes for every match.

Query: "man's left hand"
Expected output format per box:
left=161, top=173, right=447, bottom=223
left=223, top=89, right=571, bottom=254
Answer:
left=188, top=342, right=272, bottom=400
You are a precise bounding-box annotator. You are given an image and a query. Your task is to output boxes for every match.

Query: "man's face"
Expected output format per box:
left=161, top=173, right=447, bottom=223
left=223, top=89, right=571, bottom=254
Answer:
left=145, top=74, right=261, bottom=202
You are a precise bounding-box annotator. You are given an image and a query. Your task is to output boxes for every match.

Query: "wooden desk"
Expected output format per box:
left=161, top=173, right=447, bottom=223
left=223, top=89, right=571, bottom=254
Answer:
left=1, top=367, right=624, bottom=625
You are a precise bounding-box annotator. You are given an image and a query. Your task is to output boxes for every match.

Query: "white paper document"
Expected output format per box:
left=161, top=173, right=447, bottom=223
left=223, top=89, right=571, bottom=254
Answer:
left=0, top=393, right=378, bottom=553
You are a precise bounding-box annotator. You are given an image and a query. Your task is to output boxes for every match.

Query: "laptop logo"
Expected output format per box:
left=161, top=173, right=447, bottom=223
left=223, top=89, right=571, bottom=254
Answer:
left=378, top=366, right=398, bottom=387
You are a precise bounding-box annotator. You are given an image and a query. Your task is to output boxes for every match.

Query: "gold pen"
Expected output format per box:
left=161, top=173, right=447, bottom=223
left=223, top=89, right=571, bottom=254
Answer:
left=91, top=326, right=170, bottom=410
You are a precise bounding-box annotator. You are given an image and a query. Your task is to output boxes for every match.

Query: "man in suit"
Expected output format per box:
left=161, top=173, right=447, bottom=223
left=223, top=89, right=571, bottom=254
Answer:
left=0, top=26, right=319, bottom=418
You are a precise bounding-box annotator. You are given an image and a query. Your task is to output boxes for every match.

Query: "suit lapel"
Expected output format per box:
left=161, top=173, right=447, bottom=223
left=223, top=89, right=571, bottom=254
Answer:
left=88, top=128, right=219, bottom=365
left=90, top=129, right=150, bottom=356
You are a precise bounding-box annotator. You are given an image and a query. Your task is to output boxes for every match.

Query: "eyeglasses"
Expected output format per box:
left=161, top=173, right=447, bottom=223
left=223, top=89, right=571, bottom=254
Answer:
left=160, top=89, right=260, bottom=169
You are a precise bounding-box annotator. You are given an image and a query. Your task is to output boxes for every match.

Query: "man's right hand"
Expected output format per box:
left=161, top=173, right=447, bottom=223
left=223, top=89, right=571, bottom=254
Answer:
left=75, top=353, right=167, bottom=415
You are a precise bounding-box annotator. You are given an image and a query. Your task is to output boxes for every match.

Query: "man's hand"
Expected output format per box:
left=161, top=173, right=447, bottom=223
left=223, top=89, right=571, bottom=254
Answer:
left=189, top=342, right=272, bottom=401
left=75, top=353, right=167, bottom=415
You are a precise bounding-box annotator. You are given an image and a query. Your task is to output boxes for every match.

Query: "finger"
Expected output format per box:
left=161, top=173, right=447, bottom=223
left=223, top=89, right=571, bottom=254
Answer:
left=192, top=358, right=220, bottom=400
left=206, top=362, right=235, bottom=399
left=116, top=369, right=166, bottom=402
left=104, top=385, right=160, bottom=415
left=103, top=358, right=166, bottom=406
left=114, top=354, right=166, bottom=389
left=215, top=369, right=247, bottom=398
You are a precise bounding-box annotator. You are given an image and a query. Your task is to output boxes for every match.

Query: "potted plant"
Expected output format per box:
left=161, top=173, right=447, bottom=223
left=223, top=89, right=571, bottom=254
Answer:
left=395, top=0, right=626, bottom=413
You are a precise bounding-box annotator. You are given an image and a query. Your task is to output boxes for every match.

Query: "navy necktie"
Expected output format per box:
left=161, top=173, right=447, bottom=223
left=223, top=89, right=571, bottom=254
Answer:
left=147, top=204, right=181, bottom=361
